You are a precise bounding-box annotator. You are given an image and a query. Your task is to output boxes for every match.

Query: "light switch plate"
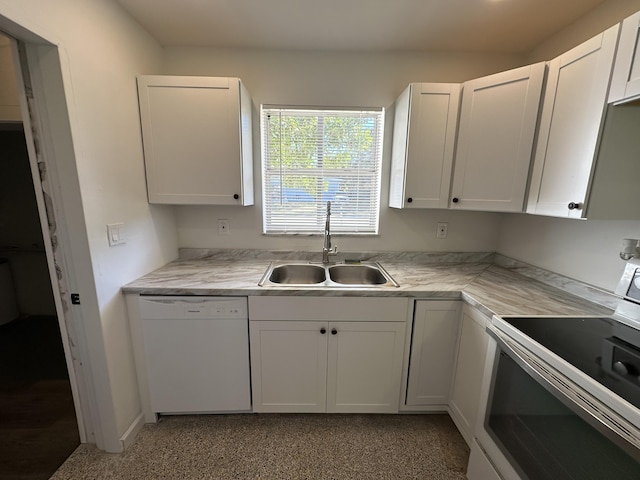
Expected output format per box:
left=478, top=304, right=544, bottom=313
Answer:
left=107, top=223, right=126, bottom=246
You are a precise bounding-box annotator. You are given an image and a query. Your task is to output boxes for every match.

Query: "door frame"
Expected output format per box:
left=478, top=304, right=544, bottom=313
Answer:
left=0, top=18, right=101, bottom=447
left=9, top=38, right=96, bottom=445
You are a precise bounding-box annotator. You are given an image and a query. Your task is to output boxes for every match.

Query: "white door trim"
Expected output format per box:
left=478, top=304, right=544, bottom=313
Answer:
left=8, top=37, right=95, bottom=445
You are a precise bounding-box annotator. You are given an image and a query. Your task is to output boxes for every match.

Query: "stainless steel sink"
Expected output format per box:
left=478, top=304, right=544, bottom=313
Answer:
left=328, top=264, right=388, bottom=285
left=268, top=264, right=326, bottom=285
left=259, top=261, right=399, bottom=288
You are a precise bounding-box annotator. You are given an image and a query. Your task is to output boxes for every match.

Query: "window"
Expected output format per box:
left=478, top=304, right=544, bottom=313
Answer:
left=261, top=106, right=384, bottom=234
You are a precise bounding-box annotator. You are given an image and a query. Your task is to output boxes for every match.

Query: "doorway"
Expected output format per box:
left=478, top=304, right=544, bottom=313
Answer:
left=0, top=33, right=80, bottom=479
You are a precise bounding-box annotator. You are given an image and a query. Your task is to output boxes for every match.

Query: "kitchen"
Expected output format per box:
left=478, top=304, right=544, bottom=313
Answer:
left=2, top=0, right=640, bottom=478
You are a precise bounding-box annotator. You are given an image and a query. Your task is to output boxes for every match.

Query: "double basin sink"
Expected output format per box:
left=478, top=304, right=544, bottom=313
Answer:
left=259, top=261, right=399, bottom=288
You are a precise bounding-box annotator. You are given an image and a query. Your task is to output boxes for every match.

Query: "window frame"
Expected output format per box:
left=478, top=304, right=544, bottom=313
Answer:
left=260, top=105, right=385, bottom=236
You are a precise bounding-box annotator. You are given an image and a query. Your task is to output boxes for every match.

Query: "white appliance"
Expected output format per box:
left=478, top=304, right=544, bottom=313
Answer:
left=139, top=296, right=251, bottom=414
left=470, top=260, right=640, bottom=479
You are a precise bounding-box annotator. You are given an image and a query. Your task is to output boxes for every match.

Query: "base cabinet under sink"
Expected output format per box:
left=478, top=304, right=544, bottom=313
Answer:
left=248, top=296, right=409, bottom=413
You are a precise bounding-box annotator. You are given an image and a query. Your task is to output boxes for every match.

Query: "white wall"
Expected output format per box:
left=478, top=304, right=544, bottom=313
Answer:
left=527, top=0, right=640, bottom=63
left=0, top=0, right=178, bottom=451
left=498, top=0, right=640, bottom=292
left=163, top=48, right=525, bottom=253
left=0, top=34, right=20, bottom=121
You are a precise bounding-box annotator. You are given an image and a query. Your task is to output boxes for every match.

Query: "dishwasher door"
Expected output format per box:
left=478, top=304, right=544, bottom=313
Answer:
left=139, top=296, right=251, bottom=414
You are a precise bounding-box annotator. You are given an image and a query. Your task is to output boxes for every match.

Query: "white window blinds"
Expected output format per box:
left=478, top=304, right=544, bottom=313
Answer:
left=261, top=107, right=384, bottom=234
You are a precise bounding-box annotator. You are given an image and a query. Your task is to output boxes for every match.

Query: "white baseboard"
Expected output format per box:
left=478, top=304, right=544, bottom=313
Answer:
left=120, top=411, right=145, bottom=450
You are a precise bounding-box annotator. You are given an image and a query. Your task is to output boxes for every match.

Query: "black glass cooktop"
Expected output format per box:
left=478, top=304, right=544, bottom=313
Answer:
left=503, top=316, right=640, bottom=409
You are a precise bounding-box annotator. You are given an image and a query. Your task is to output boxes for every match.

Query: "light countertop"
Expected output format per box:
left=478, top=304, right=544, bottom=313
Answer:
left=123, top=250, right=615, bottom=319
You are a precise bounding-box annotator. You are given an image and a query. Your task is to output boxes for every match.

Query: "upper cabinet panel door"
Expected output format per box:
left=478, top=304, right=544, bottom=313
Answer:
left=609, top=11, right=640, bottom=104
left=527, top=25, right=619, bottom=219
left=137, top=76, right=254, bottom=205
left=451, top=63, right=545, bottom=212
left=389, top=83, right=461, bottom=209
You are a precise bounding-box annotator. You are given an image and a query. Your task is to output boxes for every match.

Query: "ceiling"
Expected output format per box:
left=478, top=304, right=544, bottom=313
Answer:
left=115, top=0, right=608, bottom=54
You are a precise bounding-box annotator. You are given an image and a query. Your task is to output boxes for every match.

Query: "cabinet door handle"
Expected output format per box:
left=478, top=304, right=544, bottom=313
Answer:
left=407, top=197, right=413, bottom=203
left=568, top=202, right=582, bottom=210
left=331, top=328, right=338, bottom=335
left=233, top=194, right=239, bottom=200
left=452, top=197, right=459, bottom=203
left=320, top=328, right=326, bottom=334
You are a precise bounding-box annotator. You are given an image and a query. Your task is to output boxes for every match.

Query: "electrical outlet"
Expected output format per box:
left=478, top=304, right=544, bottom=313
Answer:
left=218, top=219, right=230, bottom=235
left=436, top=222, right=448, bottom=239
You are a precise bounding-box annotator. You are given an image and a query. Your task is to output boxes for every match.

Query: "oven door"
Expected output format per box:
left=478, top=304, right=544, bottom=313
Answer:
left=472, top=327, right=640, bottom=480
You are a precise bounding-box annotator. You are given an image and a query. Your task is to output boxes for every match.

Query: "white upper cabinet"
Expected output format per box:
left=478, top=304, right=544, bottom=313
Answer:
left=527, top=26, right=619, bottom=218
left=450, top=63, right=545, bottom=212
left=609, top=11, right=640, bottom=104
left=137, top=76, right=254, bottom=205
left=389, top=83, right=461, bottom=209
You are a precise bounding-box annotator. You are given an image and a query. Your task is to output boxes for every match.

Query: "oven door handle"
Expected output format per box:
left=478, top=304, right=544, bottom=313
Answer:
left=487, top=326, right=640, bottom=460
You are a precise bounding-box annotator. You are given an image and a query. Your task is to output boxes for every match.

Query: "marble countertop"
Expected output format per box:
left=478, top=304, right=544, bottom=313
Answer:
left=123, top=250, right=615, bottom=319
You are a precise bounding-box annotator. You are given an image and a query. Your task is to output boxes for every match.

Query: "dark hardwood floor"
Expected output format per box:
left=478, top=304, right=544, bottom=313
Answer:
left=0, top=315, right=80, bottom=480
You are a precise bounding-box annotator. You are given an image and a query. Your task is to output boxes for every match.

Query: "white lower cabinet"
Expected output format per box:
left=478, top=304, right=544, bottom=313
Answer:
left=249, top=321, right=328, bottom=413
left=248, top=296, right=409, bottom=413
left=404, top=300, right=461, bottom=408
left=448, top=305, right=490, bottom=445
left=327, top=321, right=406, bottom=413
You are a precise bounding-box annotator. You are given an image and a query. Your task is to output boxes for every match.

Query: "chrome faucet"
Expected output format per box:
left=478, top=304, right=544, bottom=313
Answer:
left=322, top=201, right=338, bottom=263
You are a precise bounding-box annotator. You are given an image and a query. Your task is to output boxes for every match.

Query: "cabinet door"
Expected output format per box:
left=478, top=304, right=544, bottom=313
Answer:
left=137, top=75, right=253, bottom=205
left=449, top=306, right=490, bottom=446
left=406, top=301, right=461, bottom=406
left=389, top=83, right=461, bottom=209
left=527, top=26, right=619, bottom=218
left=250, top=321, right=328, bottom=413
left=609, top=11, right=640, bottom=104
left=451, top=63, right=545, bottom=212
left=326, top=321, right=405, bottom=413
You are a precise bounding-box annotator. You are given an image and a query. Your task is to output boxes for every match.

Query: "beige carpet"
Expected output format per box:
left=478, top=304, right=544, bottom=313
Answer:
left=51, top=413, right=469, bottom=479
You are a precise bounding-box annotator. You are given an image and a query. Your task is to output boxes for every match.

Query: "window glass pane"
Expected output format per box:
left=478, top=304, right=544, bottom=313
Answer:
left=261, top=107, right=383, bottom=234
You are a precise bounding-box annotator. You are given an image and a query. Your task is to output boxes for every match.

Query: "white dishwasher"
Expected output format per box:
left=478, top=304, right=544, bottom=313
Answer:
left=139, top=296, right=251, bottom=414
